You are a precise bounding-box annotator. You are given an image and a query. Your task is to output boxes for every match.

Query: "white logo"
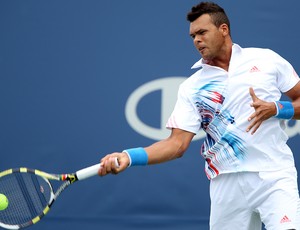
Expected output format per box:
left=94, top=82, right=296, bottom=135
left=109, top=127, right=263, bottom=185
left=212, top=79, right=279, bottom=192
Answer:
left=125, top=77, right=300, bottom=141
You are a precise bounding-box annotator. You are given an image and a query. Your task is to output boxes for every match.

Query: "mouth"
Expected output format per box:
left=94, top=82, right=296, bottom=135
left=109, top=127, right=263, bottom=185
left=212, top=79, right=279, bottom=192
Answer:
left=198, top=47, right=206, bottom=53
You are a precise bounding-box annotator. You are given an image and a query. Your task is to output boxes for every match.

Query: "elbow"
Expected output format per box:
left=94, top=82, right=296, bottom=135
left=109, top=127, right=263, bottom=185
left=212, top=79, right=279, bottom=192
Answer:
left=174, top=142, right=189, bottom=159
left=168, top=128, right=194, bottom=159
left=176, top=152, right=185, bottom=159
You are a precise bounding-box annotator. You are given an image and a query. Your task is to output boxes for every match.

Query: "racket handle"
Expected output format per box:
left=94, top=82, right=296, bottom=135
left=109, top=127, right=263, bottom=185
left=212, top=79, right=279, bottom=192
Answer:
left=76, top=163, right=101, bottom=180
left=76, top=157, right=119, bottom=180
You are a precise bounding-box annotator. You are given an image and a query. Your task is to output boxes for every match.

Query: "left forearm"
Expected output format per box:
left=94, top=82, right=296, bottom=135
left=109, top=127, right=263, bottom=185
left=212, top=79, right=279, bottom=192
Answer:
left=285, top=81, right=300, bottom=120
left=292, top=98, right=300, bottom=119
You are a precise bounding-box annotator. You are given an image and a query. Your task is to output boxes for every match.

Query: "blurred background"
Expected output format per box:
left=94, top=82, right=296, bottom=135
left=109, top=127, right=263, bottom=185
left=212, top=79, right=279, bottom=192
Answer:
left=0, top=0, right=299, bottom=229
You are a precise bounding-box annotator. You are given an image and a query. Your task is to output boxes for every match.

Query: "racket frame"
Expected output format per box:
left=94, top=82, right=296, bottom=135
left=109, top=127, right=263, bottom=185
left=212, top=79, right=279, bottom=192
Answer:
left=0, top=162, right=105, bottom=229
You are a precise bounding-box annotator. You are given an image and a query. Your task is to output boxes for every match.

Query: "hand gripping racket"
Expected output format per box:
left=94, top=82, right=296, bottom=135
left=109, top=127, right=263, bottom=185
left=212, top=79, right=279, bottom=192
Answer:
left=0, top=158, right=119, bottom=229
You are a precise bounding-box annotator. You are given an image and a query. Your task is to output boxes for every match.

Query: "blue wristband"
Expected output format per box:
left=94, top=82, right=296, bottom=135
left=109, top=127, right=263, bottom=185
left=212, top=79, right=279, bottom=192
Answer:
left=274, top=101, right=294, bottom=119
left=123, top=147, right=148, bottom=167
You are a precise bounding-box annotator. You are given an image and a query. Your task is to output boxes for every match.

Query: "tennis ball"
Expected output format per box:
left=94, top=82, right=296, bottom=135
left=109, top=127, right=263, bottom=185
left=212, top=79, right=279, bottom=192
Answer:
left=0, top=194, right=8, bottom=211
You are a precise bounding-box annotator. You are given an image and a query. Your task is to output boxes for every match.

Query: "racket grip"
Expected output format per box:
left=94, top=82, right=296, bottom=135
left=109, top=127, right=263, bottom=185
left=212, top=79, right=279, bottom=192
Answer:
left=76, top=157, right=119, bottom=180
left=76, top=163, right=101, bottom=180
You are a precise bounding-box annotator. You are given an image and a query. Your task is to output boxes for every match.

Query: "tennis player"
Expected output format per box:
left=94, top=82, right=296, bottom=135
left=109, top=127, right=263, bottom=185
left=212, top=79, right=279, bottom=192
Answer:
left=99, top=2, right=300, bottom=229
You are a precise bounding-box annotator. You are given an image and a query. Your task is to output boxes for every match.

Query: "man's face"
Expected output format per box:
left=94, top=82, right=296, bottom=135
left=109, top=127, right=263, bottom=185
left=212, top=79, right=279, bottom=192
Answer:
left=189, top=14, right=225, bottom=61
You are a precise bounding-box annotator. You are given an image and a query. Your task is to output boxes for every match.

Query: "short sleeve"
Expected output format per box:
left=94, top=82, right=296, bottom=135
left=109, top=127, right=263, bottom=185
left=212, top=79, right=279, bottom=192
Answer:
left=166, top=83, right=202, bottom=134
left=274, top=52, right=300, bottom=92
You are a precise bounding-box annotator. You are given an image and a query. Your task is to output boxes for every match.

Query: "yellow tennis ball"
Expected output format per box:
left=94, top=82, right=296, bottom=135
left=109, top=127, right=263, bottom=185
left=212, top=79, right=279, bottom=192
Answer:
left=0, top=194, right=8, bottom=211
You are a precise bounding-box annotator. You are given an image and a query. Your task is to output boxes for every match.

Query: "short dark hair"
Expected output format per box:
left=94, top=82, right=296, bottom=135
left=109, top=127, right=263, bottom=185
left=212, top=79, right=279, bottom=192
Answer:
left=187, top=2, right=230, bottom=32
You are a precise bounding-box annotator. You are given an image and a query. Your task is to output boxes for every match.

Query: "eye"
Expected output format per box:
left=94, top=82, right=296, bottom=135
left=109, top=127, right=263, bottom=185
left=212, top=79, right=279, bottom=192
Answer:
left=198, top=30, right=206, bottom=35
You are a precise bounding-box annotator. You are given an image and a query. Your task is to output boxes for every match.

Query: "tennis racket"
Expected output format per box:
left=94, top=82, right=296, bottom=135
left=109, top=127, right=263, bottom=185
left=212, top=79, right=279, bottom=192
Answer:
left=0, top=158, right=119, bottom=229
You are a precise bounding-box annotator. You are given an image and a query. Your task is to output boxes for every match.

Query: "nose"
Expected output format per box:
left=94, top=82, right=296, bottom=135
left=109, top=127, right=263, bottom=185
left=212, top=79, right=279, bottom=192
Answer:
left=194, top=36, right=202, bottom=48
left=193, top=35, right=202, bottom=45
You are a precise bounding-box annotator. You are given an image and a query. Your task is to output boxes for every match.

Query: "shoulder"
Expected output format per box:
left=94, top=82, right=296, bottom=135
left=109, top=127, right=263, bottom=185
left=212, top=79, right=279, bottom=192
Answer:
left=242, top=46, right=279, bottom=58
left=238, top=45, right=288, bottom=65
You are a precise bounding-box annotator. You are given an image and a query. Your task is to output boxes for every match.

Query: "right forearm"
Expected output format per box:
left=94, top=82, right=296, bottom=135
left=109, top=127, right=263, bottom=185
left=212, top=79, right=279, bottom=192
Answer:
left=99, top=128, right=194, bottom=176
left=144, top=138, right=186, bottom=165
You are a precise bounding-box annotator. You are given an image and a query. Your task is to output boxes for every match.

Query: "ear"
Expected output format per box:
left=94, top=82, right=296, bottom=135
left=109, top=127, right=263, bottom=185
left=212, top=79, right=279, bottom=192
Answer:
left=219, top=24, right=229, bottom=36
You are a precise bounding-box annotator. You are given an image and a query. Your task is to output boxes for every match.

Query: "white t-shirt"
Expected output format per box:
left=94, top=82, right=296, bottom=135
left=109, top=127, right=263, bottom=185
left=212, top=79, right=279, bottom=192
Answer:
left=166, top=44, right=300, bottom=179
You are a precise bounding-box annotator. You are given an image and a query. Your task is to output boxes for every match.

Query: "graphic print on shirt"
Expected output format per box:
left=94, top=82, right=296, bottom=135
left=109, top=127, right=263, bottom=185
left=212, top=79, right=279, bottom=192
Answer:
left=193, top=81, right=247, bottom=178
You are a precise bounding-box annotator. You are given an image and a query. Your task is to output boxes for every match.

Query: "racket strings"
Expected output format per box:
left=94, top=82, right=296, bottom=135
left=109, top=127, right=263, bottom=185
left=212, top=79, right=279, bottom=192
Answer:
left=30, top=174, right=48, bottom=209
left=0, top=172, right=52, bottom=226
left=15, top=173, right=39, bottom=219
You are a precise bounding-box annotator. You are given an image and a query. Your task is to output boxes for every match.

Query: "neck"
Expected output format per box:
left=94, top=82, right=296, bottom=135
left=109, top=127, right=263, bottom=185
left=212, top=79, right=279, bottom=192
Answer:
left=205, top=41, right=233, bottom=71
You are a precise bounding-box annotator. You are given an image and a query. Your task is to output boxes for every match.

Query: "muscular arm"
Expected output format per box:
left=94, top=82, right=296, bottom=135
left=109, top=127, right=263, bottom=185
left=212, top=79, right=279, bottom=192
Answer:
left=98, top=128, right=195, bottom=176
left=145, top=128, right=195, bottom=164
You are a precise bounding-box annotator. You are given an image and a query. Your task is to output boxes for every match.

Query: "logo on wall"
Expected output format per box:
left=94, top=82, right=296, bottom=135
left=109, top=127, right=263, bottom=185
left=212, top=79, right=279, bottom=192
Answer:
left=125, top=77, right=300, bottom=141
